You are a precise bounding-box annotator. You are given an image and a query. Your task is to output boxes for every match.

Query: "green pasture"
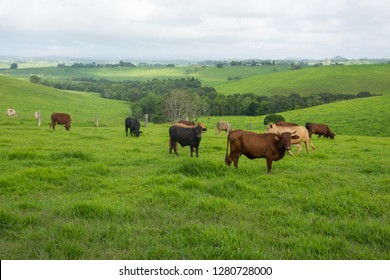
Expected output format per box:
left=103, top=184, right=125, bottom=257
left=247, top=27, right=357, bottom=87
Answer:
left=1, top=73, right=389, bottom=259
left=213, top=64, right=390, bottom=96
left=2, top=64, right=390, bottom=98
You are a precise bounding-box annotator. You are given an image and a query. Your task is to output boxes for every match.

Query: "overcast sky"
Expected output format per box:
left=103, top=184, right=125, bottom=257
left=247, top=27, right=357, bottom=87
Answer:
left=1, top=0, right=389, bottom=60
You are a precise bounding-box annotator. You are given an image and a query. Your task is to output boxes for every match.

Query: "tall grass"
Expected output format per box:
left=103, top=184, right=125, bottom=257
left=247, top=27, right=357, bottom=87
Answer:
left=0, top=121, right=389, bottom=259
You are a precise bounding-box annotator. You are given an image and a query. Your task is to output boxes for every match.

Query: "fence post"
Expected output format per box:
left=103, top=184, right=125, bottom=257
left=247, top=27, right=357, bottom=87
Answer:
left=144, top=114, right=148, bottom=127
left=37, top=111, right=41, bottom=127
left=95, top=112, right=99, bottom=127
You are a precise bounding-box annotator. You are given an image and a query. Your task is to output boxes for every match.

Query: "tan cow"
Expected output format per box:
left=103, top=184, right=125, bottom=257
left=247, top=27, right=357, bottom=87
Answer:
left=216, top=121, right=232, bottom=134
left=7, top=108, right=16, bottom=117
left=265, top=124, right=316, bottom=156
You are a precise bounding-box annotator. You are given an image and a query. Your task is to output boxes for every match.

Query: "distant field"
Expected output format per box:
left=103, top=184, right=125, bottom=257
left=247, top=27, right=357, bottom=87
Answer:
left=0, top=68, right=389, bottom=259
left=2, top=64, right=390, bottom=98
left=213, top=64, right=390, bottom=96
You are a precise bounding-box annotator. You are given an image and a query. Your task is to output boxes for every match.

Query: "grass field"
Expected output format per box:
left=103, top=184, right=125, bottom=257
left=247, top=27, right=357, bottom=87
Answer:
left=0, top=67, right=390, bottom=259
left=3, top=64, right=390, bottom=98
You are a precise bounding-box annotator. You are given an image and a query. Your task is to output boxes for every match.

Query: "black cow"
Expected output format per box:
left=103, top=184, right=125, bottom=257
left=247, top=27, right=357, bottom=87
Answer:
left=125, top=117, right=142, bottom=137
left=169, top=124, right=207, bottom=157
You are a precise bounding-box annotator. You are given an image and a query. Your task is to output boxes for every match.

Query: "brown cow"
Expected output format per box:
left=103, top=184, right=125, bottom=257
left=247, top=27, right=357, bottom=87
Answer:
left=177, top=120, right=195, bottom=125
left=305, top=122, right=336, bottom=139
left=216, top=121, right=232, bottom=134
left=50, top=112, right=71, bottom=131
left=225, top=130, right=299, bottom=173
left=265, top=124, right=316, bottom=156
left=173, top=122, right=206, bottom=132
left=275, top=121, right=299, bottom=126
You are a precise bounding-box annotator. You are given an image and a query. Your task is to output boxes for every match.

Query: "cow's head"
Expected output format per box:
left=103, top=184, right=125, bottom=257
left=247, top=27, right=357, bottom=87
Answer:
left=195, top=126, right=204, bottom=138
left=279, top=132, right=299, bottom=150
left=197, top=122, right=207, bottom=134
left=135, top=130, right=142, bottom=137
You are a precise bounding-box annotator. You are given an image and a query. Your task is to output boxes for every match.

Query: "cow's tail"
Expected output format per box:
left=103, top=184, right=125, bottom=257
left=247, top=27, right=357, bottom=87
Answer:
left=225, top=133, right=232, bottom=165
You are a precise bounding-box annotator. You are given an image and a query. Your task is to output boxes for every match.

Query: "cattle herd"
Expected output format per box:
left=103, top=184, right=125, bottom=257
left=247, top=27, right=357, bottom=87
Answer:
left=165, top=119, right=335, bottom=173
left=5, top=108, right=336, bottom=173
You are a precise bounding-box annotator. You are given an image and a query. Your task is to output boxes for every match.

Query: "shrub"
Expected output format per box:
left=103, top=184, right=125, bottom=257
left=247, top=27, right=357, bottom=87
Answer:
left=263, top=114, right=285, bottom=125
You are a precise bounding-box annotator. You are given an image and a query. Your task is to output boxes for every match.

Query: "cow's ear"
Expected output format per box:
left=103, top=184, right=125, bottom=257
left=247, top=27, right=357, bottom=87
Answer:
left=292, top=135, right=300, bottom=139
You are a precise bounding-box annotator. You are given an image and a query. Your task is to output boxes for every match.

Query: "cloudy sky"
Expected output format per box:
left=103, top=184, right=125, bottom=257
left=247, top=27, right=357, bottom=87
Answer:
left=1, top=0, right=389, bottom=60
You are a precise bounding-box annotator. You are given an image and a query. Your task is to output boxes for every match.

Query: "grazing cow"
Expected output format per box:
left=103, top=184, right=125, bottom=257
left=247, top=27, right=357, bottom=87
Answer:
left=125, top=117, right=142, bottom=137
left=216, top=121, right=232, bottom=134
left=169, top=124, right=207, bottom=157
left=305, top=122, right=336, bottom=139
left=7, top=108, right=16, bottom=117
left=225, top=130, right=299, bottom=173
left=50, top=112, right=71, bottom=131
left=275, top=121, right=299, bottom=126
left=265, top=124, right=316, bottom=156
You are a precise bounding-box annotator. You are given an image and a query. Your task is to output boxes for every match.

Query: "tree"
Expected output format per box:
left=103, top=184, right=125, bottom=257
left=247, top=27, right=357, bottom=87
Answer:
left=10, top=63, right=18, bottom=69
left=30, top=75, right=41, bottom=83
left=163, top=90, right=198, bottom=122
left=357, top=91, right=372, bottom=98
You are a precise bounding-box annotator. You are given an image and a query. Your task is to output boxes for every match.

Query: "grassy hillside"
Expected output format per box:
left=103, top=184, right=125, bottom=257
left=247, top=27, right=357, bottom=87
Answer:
left=0, top=76, right=129, bottom=127
left=1, top=74, right=389, bottom=260
left=214, top=64, right=390, bottom=96
left=3, top=64, right=389, bottom=98
left=1, top=64, right=291, bottom=84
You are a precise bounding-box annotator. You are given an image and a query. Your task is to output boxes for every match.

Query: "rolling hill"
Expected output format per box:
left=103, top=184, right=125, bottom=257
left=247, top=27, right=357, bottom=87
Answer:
left=212, top=64, right=390, bottom=96
left=0, top=76, right=129, bottom=127
left=1, top=70, right=389, bottom=137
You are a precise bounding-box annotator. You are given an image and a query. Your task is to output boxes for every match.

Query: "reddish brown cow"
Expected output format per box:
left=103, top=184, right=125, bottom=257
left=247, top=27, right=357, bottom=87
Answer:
left=50, top=112, right=71, bottom=131
left=225, top=130, right=299, bottom=173
left=275, top=121, right=300, bottom=126
left=177, top=120, right=195, bottom=125
left=305, top=122, right=335, bottom=139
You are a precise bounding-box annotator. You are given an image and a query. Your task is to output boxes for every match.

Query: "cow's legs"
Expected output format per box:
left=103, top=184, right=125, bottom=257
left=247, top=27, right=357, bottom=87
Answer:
left=173, top=142, right=179, bottom=156
left=232, top=153, right=240, bottom=168
left=266, top=157, right=273, bottom=173
left=169, top=140, right=179, bottom=156
left=51, top=121, right=56, bottom=130
left=301, top=142, right=309, bottom=155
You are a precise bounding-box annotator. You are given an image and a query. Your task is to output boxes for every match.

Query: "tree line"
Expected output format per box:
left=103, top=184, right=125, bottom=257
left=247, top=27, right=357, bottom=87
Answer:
left=32, top=75, right=379, bottom=123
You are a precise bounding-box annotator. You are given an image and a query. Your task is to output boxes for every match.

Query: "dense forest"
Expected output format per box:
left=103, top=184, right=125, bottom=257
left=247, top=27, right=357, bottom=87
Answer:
left=33, top=75, right=377, bottom=122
